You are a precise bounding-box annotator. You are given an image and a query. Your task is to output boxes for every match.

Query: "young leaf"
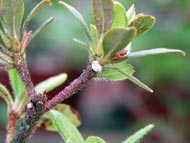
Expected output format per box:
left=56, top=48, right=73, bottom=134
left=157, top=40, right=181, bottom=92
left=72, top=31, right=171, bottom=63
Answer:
left=85, top=136, right=106, bottom=143
left=127, top=48, right=186, bottom=58
left=1, top=0, right=24, bottom=37
left=118, top=70, right=153, bottom=93
left=27, top=16, right=56, bottom=46
left=8, top=68, right=26, bottom=101
left=38, top=104, right=81, bottom=131
left=112, top=1, right=127, bottom=28
left=96, top=62, right=153, bottom=92
left=0, top=29, right=11, bottom=48
left=22, top=0, right=52, bottom=32
left=103, top=27, right=136, bottom=60
left=13, top=93, right=29, bottom=113
left=50, top=110, right=85, bottom=143
left=0, top=83, right=13, bottom=108
left=35, top=73, right=67, bottom=94
left=0, top=50, right=12, bottom=64
left=73, top=38, right=88, bottom=48
left=128, top=14, right=156, bottom=36
left=122, top=124, right=154, bottom=143
left=126, top=4, right=136, bottom=25
left=90, top=24, right=98, bottom=49
left=59, top=1, right=92, bottom=43
left=92, top=0, right=114, bottom=34
left=96, top=62, right=134, bottom=81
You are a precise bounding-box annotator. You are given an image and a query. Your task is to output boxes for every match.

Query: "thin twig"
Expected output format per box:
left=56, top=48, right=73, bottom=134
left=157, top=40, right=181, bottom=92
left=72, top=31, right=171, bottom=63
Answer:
left=45, top=65, right=94, bottom=109
left=13, top=53, right=37, bottom=100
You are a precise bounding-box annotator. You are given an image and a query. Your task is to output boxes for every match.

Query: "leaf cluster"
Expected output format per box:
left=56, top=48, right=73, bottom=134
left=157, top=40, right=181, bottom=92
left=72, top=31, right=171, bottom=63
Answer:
left=0, top=0, right=186, bottom=143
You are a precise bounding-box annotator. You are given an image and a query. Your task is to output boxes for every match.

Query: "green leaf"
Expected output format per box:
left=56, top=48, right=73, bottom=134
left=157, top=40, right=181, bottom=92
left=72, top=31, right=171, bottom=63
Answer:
left=126, top=4, right=136, bottom=25
left=27, top=16, right=56, bottom=46
left=22, top=0, right=52, bottom=32
left=8, top=68, right=26, bottom=101
left=0, top=29, right=11, bottom=48
left=85, top=136, right=106, bottom=143
left=35, top=73, right=67, bottom=94
left=118, top=71, right=153, bottom=93
left=39, top=104, right=81, bottom=131
left=73, top=38, right=88, bottom=48
left=122, top=124, right=154, bottom=143
left=90, top=24, right=98, bottom=49
left=0, top=83, right=13, bottom=108
left=92, top=0, right=114, bottom=34
left=96, top=62, right=153, bottom=92
left=0, top=0, right=24, bottom=37
left=96, top=62, right=134, bottom=81
left=50, top=110, right=85, bottom=143
left=59, top=1, right=92, bottom=43
left=127, top=48, right=186, bottom=58
left=112, top=1, right=127, bottom=28
left=0, top=50, right=12, bottom=64
left=103, top=27, right=136, bottom=59
left=128, top=14, right=156, bottom=36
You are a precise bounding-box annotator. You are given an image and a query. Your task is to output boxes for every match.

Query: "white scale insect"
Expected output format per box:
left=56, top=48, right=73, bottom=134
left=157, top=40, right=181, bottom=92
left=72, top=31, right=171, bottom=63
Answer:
left=91, top=60, right=103, bottom=73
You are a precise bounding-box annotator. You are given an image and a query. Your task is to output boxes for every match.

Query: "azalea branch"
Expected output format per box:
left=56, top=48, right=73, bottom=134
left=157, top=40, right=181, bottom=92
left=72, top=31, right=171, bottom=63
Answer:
left=13, top=53, right=37, bottom=100
left=45, top=65, right=95, bottom=109
left=11, top=64, right=95, bottom=143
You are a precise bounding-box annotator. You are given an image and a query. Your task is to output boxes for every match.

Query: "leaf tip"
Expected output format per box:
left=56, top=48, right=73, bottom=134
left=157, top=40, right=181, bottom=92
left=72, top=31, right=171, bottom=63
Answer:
left=179, top=50, right=186, bottom=56
left=58, top=1, right=65, bottom=5
left=148, top=124, right=155, bottom=129
left=44, top=0, right=52, bottom=5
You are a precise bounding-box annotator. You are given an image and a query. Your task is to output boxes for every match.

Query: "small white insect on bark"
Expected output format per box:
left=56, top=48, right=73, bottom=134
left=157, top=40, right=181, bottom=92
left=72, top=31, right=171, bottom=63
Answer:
left=91, top=60, right=103, bottom=73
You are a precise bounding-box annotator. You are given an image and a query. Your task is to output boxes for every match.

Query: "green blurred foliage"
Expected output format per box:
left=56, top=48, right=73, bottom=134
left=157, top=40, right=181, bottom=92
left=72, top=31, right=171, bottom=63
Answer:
left=24, top=0, right=189, bottom=84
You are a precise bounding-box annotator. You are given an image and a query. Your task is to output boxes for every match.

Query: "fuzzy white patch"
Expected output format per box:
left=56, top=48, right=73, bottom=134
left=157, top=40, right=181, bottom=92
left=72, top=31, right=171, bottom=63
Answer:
left=91, top=60, right=103, bottom=73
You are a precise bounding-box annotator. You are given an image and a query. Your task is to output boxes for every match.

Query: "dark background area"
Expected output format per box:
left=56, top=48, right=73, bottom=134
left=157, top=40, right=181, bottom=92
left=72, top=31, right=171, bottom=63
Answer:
left=0, top=0, right=190, bottom=143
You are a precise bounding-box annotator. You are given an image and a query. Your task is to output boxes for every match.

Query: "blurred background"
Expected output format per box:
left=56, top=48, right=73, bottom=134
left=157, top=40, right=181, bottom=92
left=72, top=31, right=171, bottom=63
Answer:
left=0, top=0, right=189, bottom=142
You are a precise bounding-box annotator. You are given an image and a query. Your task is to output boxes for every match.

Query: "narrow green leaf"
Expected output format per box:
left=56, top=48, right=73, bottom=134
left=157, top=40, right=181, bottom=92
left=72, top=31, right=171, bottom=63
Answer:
left=0, top=83, right=13, bottom=108
left=0, top=44, right=13, bottom=57
left=112, top=1, right=127, bottom=28
left=59, top=1, right=92, bottom=43
left=39, top=104, right=81, bottom=131
left=50, top=110, right=85, bottom=143
left=85, top=136, right=106, bottom=143
left=14, top=93, right=29, bottom=113
left=0, top=50, right=12, bottom=64
left=8, top=68, right=26, bottom=101
left=73, top=38, right=88, bottom=47
left=122, top=124, right=154, bottom=143
left=126, top=4, right=136, bottom=25
left=27, top=16, right=56, bottom=46
left=0, top=29, right=11, bottom=48
left=35, top=73, right=67, bottom=94
left=127, top=48, right=186, bottom=58
left=7, top=68, right=28, bottom=112
left=22, top=0, right=52, bottom=32
left=90, top=24, right=98, bottom=49
left=103, top=27, right=136, bottom=59
left=119, top=71, right=153, bottom=93
left=96, top=63, right=153, bottom=92
left=96, top=62, right=134, bottom=81
left=128, top=14, right=156, bottom=36
left=1, top=0, right=24, bottom=37
left=92, top=0, right=114, bottom=34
